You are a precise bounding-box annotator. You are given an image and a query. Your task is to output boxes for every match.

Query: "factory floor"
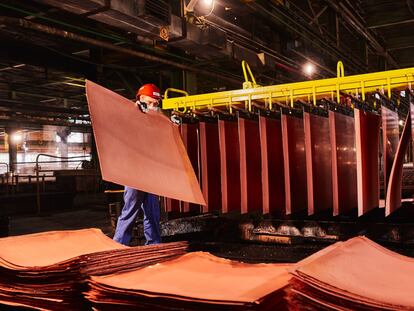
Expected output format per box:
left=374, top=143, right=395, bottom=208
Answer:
left=8, top=194, right=111, bottom=236
left=9, top=206, right=112, bottom=237
left=7, top=207, right=326, bottom=263
left=5, top=194, right=414, bottom=263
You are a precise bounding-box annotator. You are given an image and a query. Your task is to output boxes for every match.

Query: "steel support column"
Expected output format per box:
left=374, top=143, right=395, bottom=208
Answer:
left=5, top=127, right=17, bottom=174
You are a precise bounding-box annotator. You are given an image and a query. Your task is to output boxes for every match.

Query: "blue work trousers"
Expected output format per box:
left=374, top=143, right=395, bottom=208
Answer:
left=113, top=186, right=161, bottom=245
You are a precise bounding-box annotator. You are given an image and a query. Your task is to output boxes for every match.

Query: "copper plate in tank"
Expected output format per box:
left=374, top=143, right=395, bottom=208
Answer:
left=354, top=109, right=380, bottom=216
left=218, top=119, right=241, bottom=213
left=329, top=111, right=357, bottom=216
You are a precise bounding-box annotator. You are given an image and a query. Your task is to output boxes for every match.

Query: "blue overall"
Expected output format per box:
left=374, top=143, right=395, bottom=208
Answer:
left=113, top=186, right=161, bottom=245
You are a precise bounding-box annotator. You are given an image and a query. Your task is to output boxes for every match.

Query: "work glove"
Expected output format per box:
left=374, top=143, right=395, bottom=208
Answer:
left=170, top=114, right=182, bottom=126
left=136, top=100, right=149, bottom=113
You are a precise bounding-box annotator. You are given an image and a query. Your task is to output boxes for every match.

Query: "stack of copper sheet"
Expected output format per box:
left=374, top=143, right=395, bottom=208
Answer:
left=86, top=252, right=292, bottom=310
left=288, top=236, right=414, bottom=310
left=0, top=229, right=187, bottom=310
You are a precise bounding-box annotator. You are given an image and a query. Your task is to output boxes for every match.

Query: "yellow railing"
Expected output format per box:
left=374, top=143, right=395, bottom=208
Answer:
left=163, top=61, right=414, bottom=111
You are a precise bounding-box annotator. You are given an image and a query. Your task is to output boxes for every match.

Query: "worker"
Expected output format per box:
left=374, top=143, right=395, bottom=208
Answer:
left=113, top=83, right=179, bottom=246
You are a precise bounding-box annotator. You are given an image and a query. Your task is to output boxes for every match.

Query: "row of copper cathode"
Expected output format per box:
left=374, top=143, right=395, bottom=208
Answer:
left=165, top=96, right=413, bottom=217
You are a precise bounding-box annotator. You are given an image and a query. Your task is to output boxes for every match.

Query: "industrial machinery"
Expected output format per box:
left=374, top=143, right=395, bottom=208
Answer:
left=161, top=61, right=414, bottom=245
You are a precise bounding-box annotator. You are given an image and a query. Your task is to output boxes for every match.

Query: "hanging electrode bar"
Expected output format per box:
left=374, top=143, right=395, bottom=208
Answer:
left=163, top=61, right=414, bottom=111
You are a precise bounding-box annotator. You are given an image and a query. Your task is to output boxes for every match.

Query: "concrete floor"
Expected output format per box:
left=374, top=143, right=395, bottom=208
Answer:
left=8, top=193, right=113, bottom=237
left=6, top=207, right=327, bottom=263
left=5, top=195, right=414, bottom=263
left=9, top=207, right=112, bottom=237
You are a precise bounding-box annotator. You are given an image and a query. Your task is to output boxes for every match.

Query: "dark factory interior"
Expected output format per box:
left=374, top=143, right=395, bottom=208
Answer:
left=1, top=0, right=414, bottom=310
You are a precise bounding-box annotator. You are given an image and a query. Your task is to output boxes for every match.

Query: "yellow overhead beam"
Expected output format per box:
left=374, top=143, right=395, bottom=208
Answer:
left=163, top=66, right=414, bottom=111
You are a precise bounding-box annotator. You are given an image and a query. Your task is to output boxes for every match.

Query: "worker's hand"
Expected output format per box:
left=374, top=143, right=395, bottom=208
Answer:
left=170, top=114, right=182, bottom=126
left=135, top=100, right=149, bottom=113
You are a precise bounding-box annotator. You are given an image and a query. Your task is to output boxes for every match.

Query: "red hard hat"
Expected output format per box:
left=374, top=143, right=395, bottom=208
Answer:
left=136, top=84, right=161, bottom=101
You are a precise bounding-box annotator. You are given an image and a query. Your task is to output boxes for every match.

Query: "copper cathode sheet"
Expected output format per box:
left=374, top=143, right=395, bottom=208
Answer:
left=218, top=119, right=241, bottom=213
left=304, top=112, right=332, bottom=215
left=86, top=80, right=205, bottom=206
left=199, top=121, right=222, bottom=212
left=329, top=111, right=357, bottom=216
left=238, top=117, right=262, bottom=213
left=354, top=109, right=381, bottom=216
left=259, top=115, right=285, bottom=215
left=281, top=113, right=307, bottom=215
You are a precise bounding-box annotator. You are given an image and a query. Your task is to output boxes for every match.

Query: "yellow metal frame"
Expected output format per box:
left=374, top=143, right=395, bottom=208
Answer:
left=163, top=88, right=189, bottom=113
left=242, top=60, right=260, bottom=89
left=163, top=63, right=414, bottom=111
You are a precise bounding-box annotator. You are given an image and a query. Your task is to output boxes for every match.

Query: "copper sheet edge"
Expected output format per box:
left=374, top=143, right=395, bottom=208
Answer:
left=385, top=110, right=411, bottom=216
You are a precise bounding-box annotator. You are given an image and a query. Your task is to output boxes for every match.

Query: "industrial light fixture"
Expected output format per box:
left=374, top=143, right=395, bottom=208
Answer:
left=202, top=0, right=213, bottom=6
left=185, top=0, right=215, bottom=15
left=10, top=132, right=22, bottom=144
left=303, top=63, right=315, bottom=76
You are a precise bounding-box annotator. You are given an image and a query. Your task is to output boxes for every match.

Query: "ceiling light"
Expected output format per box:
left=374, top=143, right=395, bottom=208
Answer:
left=10, top=133, right=22, bottom=144
left=185, top=0, right=214, bottom=13
left=303, top=63, right=315, bottom=76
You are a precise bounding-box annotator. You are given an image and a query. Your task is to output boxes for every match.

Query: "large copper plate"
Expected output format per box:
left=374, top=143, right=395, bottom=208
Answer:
left=238, top=117, right=262, bottom=213
left=281, top=113, right=307, bottom=215
left=329, top=111, right=357, bottom=216
left=354, top=109, right=380, bottom=216
left=218, top=119, right=241, bottom=213
left=386, top=110, right=411, bottom=216
left=259, top=116, right=285, bottom=214
left=86, top=80, right=205, bottom=206
left=199, top=121, right=221, bottom=212
left=304, top=112, right=332, bottom=215
left=381, top=106, right=399, bottom=192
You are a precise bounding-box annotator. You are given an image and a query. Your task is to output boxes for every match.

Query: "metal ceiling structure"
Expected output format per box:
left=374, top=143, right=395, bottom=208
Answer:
left=0, top=0, right=413, bottom=129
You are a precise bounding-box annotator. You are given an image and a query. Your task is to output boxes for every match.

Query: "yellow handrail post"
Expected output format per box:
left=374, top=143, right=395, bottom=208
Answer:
left=242, top=60, right=259, bottom=89
left=337, top=61, right=345, bottom=78
left=163, top=88, right=189, bottom=113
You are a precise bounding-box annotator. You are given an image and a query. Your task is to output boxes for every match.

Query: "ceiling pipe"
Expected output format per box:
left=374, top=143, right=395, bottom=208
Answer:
left=0, top=98, right=89, bottom=115
left=246, top=2, right=367, bottom=73
left=324, top=0, right=398, bottom=68
left=0, top=17, right=242, bottom=86
left=0, top=115, right=91, bottom=131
